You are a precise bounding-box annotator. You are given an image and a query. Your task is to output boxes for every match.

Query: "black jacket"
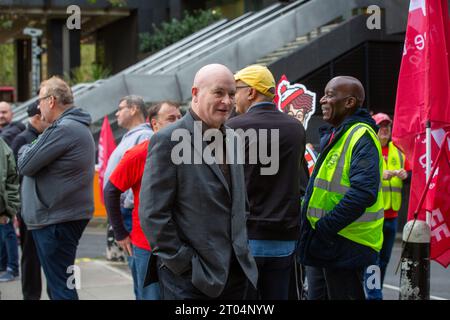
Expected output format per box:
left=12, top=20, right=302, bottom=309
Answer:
left=0, top=121, right=25, bottom=147
left=226, top=102, right=308, bottom=240
left=11, top=124, right=40, bottom=161
left=297, top=108, right=380, bottom=269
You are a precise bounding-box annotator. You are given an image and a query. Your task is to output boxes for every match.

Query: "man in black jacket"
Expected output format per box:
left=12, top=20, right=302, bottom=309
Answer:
left=227, top=65, right=308, bottom=300
left=0, top=101, right=25, bottom=146
left=10, top=102, right=49, bottom=299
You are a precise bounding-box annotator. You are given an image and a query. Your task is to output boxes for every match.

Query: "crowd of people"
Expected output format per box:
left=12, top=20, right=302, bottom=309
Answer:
left=0, top=63, right=408, bottom=300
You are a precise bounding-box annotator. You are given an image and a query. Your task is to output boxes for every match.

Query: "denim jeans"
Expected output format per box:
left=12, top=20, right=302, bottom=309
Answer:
left=0, top=241, right=5, bottom=270
left=364, top=217, right=398, bottom=300
left=31, top=220, right=89, bottom=300
left=128, top=245, right=160, bottom=300
left=0, top=221, right=19, bottom=275
left=248, top=240, right=295, bottom=300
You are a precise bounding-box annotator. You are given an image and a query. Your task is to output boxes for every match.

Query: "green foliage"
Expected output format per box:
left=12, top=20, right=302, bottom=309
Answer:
left=139, top=9, right=223, bottom=54
left=65, top=44, right=111, bottom=85
left=0, top=44, right=14, bottom=86
left=66, top=63, right=111, bottom=85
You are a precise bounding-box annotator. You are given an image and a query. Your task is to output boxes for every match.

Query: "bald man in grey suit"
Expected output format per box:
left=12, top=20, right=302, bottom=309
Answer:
left=139, top=64, right=258, bottom=299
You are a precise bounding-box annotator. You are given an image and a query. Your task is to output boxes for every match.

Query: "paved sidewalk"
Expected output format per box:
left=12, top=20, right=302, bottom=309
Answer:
left=0, top=219, right=134, bottom=300
left=0, top=258, right=134, bottom=300
left=1, top=219, right=448, bottom=300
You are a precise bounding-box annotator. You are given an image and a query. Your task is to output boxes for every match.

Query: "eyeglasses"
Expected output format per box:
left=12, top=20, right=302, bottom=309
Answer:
left=236, top=85, right=250, bottom=90
left=38, top=95, right=52, bottom=102
left=117, top=105, right=132, bottom=112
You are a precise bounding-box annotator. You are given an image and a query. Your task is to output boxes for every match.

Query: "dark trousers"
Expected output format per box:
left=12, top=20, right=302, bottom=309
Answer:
left=31, top=220, right=89, bottom=300
left=17, top=214, right=43, bottom=300
left=0, top=221, right=19, bottom=275
left=323, top=267, right=366, bottom=300
left=157, top=255, right=250, bottom=300
left=364, top=217, right=398, bottom=300
left=288, top=259, right=308, bottom=300
left=248, top=254, right=293, bottom=300
left=305, top=265, right=328, bottom=300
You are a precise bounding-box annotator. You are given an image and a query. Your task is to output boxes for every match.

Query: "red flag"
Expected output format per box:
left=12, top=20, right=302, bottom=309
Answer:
left=423, top=132, right=450, bottom=267
left=98, top=116, right=117, bottom=204
left=392, top=0, right=450, bottom=268
left=392, top=0, right=450, bottom=159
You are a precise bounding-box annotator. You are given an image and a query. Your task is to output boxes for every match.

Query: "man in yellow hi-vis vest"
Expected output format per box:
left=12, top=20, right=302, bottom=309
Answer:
left=364, top=113, right=409, bottom=300
left=297, top=76, right=384, bottom=300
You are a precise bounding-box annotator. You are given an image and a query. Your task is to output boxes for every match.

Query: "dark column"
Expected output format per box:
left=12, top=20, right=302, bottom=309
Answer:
left=14, top=38, right=32, bottom=102
left=96, top=11, right=138, bottom=74
left=46, top=19, right=80, bottom=78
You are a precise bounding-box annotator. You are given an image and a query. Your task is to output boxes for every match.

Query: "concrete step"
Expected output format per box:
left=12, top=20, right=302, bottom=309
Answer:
left=255, top=22, right=341, bottom=66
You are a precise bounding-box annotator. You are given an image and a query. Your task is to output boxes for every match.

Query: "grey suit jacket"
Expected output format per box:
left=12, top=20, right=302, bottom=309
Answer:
left=139, top=112, right=258, bottom=298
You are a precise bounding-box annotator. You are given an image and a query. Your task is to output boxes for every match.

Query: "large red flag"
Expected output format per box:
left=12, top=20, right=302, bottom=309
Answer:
left=392, top=0, right=450, bottom=267
left=97, top=116, right=117, bottom=204
left=392, top=0, right=450, bottom=158
left=423, top=132, right=450, bottom=267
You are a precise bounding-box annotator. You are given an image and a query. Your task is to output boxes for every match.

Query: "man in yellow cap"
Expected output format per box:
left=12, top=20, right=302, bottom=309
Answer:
left=227, top=65, right=308, bottom=300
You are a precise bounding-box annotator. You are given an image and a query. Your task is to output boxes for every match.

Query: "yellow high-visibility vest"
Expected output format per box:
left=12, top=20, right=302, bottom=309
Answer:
left=382, top=141, right=405, bottom=211
left=306, top=123, right=384, bottom=252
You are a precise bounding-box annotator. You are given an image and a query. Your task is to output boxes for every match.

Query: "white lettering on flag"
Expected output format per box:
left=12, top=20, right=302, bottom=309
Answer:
left=431, top=208, right=450, bottom=242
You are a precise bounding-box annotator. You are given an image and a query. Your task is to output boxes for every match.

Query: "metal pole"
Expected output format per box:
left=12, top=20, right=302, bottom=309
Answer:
left=425, top=121, right=432, bottom=225
left=399, top=120, right=433, bottom=300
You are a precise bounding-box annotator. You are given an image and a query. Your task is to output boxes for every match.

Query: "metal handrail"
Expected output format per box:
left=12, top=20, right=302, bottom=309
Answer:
left=144, top=0, right=310, bottom=75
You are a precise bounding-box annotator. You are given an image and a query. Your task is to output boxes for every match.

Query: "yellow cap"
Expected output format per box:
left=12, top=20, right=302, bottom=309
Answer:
left=234, top=65, right=276, bottom=98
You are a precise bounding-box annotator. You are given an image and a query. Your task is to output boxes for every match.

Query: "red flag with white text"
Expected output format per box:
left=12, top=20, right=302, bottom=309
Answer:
left=423, top=132, right=450, bottom=267
left=392, top=0, right=450, bottom=268
left=98, top=116, right=117, bottom=204
left=392, top=0, right=450, bottom=159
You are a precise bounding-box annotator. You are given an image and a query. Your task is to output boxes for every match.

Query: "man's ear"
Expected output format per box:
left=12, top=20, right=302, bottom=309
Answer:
left=192, top=87, right=199, bottom=103
left=129, top=105, right=138, bottom=116
left=248, top=88, right=257, bottom=100
left=150, top=118, right=157, bottom=131
left=345, top=96, right=357, bottom=109
left=49, top=96, right=56, bottom=109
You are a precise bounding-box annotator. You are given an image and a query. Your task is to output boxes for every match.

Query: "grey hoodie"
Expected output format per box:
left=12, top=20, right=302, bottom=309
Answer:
left=18, top=107, right=95, bottom=230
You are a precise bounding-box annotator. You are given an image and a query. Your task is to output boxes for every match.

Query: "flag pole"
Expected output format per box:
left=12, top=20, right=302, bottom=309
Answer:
left=425, top=120, right=431, bottom=226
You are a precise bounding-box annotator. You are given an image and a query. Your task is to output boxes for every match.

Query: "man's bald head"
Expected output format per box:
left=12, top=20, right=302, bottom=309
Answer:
left=320, top=76, right=366, bottom=127
left=193, top=64, right=235, bottom=89
left=328, top=76, right=365, bottom=107
left=191, top=64, right=236, bottom=128
left=0, top=101, right=13, bottom=128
